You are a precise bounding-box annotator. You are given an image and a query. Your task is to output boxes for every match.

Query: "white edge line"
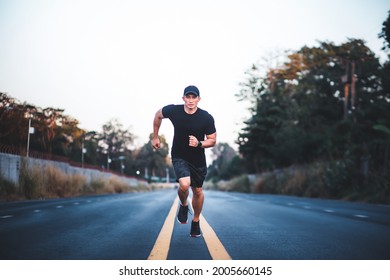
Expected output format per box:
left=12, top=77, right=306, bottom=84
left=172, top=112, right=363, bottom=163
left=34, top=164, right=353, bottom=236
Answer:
left=1, top=215, right=13, bottom=219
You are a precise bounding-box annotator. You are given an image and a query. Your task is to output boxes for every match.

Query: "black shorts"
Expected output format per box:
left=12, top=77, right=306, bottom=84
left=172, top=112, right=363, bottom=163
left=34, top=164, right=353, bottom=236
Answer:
left=172, top=158, right=207, bottom=188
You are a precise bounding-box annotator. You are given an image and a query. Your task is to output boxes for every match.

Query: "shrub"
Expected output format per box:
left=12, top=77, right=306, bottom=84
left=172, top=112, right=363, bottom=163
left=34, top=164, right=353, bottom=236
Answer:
left=89, top=178, right=108, bottom=194
left=0, top=175, right=19, bottom=201
left=19, top=159, right=45, bottom=199
left=8, top=158, right=149, bottom=200
left=215, top=175, right=250, bottom=193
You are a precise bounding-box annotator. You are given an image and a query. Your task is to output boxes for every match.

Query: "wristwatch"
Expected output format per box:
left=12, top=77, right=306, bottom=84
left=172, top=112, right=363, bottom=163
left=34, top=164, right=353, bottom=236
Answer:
left=197, top=140, right=203, bottom=148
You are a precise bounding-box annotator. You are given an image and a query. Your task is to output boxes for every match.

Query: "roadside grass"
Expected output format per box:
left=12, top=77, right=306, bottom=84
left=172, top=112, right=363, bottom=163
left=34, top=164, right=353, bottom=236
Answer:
left=0, top=176, right=19, bottom=201
left=0, top=159, right=150, bottom=201
left=205, top=175, right=251, bottom=193
left=3, top=159, right=388, bottom=204
left=211, top=161, right=390, bottom=205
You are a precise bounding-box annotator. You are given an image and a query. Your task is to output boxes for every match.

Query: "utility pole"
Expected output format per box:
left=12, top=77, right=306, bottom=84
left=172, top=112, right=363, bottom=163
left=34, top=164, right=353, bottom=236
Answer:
left=342, top=60, right=357, bottom=120
left=342, top=62, right=350, bottom=120
left=351, top=61, right=357, bottom=109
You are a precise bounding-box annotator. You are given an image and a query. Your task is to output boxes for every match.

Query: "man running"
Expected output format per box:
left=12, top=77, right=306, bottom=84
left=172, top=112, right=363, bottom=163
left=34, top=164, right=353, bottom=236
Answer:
left=152, top=85, right=217, bottom=237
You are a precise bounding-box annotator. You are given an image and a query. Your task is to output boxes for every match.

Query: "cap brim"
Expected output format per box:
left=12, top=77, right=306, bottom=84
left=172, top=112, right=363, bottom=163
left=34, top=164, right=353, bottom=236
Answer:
left=184, top=92, right=199, bottom=96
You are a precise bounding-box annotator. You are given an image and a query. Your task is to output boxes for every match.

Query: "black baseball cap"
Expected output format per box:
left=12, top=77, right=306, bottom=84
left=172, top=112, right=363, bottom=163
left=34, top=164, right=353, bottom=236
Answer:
left=183, top=85, right=200, bottom=97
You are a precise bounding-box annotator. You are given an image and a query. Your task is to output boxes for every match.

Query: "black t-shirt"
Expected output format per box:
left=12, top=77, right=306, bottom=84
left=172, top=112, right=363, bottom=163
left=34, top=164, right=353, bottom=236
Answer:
left=162, top=104, right=216, bottom=167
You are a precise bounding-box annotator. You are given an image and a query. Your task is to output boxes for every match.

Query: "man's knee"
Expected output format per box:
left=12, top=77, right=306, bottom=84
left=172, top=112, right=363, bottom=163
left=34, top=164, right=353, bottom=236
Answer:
left=192, top=187, right=203, bottom=196
left=178, top=177, right=191, bottom=191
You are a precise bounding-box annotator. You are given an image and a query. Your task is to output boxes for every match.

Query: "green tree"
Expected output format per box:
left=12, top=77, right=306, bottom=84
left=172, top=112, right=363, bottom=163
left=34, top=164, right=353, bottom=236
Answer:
left=237, top=39, right=388, bottom=182
left=0, top=93, right=28, bottom=149
left=52, top=115, right=84, bottom=158
left=379, top=10, right=390, bottom=110
left=379, top=10, right=390, bottom=51
left=134, top=133, right=171, bottom=181
left=207, top=142, right=245, bottom=181
left=0, top=93, right=82, bottom=157
left=97, top=119, right=135, bottom=173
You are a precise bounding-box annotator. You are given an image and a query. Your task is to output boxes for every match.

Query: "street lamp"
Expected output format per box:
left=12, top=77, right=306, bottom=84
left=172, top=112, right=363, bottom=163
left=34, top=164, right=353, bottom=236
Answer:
left=81, top=136, right=87, bottom=168
left=118, top=156, right=125, bottom=174
left=111, top=156, right=125, bottom=174
left=107, top=153, right=111, bottom=170
left=26, top=113, right=34, bottom=157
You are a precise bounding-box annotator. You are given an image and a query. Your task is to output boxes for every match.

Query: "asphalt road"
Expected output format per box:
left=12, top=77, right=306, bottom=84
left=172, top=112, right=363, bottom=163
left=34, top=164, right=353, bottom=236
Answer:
left=1, top=189, right=389, bottom=260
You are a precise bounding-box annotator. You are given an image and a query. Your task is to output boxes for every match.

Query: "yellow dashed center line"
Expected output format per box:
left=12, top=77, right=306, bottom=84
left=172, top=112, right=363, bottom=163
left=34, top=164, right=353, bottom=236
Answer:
left=147, top=197, right=179, bottom=260
left=147, top=196, right=232, bottom=260
left=199, top=213, right=232, bottom=260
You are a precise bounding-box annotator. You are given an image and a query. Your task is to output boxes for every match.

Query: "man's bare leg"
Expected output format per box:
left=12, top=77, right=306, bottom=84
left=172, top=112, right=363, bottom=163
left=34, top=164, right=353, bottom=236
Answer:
left=191, top=187, right=204, bottom=222
left=178, top=177, right=190, bottom=206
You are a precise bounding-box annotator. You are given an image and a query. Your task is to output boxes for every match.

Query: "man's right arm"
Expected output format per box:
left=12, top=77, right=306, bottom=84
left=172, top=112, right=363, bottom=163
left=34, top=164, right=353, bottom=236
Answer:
left=152, top=108, right=164, bottom=149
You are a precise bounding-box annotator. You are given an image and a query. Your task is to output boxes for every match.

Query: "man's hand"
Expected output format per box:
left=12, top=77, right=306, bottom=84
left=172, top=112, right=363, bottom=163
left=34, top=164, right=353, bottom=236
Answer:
left=189, top=135, right=199, bottom=147
left=152, top=137, right=160, bottom=149
left=152, top=108, right=164, bottom=150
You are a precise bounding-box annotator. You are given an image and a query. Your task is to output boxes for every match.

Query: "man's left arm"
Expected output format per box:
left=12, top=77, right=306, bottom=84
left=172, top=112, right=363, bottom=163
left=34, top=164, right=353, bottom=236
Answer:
left=200, top=132, right=216, bottom=148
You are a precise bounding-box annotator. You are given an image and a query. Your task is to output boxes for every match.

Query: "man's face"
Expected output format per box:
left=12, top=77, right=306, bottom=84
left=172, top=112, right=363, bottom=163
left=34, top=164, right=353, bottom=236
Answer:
left=182, top=94, right=200, bottom=110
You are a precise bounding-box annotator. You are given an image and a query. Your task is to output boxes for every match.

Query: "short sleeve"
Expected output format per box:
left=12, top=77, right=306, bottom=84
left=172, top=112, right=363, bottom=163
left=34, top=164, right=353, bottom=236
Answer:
left=205, top=114, right=216, bottom=135
left=161, top=104, right=175, bottom=118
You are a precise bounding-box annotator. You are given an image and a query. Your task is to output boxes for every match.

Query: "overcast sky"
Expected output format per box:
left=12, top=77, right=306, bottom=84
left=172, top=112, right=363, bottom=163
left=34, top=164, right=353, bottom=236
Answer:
left=0, top=0, right=389, bottom=151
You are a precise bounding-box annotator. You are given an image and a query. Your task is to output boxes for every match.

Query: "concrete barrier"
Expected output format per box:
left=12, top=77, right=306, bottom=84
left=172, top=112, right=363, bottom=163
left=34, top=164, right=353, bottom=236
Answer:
left=0, top=153, right=19, bottom=184
left=0, top=152, right=143, bottom=187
